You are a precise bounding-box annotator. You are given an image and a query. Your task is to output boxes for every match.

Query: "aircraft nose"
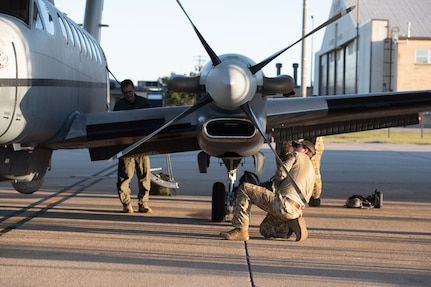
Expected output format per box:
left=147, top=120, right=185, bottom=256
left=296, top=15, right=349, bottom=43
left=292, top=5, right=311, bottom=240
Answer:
left=205, top=61, right=257, bottom=110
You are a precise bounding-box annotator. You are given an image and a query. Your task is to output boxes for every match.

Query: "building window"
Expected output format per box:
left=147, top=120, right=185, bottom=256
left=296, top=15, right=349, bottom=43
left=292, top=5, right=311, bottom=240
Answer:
left=416, top=49, right=431, bottom=64
left=319, top=40, right=356, bottom=95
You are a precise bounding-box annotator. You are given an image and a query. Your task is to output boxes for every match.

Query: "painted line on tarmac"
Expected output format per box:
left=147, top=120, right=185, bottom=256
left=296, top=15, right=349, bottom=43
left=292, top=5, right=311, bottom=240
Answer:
left=0, top=163, right=117, bottom=236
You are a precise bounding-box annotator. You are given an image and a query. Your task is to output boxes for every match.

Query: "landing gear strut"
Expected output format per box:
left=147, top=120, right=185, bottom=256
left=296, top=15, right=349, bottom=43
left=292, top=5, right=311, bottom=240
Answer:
left=211, top=158, right=241, bottom=222
left=199, top=151, right=264, bottom=222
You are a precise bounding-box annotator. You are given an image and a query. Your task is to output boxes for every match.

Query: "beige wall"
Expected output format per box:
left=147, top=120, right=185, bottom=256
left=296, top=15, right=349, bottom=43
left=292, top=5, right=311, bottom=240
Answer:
left=396, top=39, right=431, bottom=91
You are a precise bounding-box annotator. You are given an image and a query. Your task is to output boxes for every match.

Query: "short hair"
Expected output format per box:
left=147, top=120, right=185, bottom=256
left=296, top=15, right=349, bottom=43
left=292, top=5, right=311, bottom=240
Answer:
left=120, top=79, right=134, bottom=89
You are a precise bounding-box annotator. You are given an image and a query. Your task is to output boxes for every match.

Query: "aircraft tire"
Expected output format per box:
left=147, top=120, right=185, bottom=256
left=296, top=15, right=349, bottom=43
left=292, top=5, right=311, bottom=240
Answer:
left=12, top=178, right=44, bottom=194
left=212, top=182, right=226, bottom=222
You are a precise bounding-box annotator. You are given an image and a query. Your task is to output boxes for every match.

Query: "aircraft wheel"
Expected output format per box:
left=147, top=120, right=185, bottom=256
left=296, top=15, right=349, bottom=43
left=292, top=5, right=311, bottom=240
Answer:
left=12, top=178, right=44, bottom=194
left=212, top=182, right=226, bottom=222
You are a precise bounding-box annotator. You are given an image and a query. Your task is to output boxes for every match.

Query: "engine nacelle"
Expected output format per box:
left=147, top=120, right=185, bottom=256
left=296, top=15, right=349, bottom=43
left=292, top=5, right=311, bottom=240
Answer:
left=198, top=118, right=264, bottom=158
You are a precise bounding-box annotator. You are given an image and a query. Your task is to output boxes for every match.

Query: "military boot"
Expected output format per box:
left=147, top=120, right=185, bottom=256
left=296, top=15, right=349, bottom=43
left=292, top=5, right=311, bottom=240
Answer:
left=122, top=203, right=134, bottom=213
left=287, top=216, right=308, bottom=241
left=220, top=228, right=249, bottom=241
left=138, top=204, right=152, bottom=213
left=309, top=197, right=321, bottom=207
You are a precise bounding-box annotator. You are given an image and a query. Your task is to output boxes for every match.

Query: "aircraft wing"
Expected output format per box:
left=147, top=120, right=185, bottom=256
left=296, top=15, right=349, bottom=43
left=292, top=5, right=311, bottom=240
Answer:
left=47, top=90, right=431, bottom=161
left=266, top=90, right=431, bottom=142
left=46, top=105, right=200, bottom=160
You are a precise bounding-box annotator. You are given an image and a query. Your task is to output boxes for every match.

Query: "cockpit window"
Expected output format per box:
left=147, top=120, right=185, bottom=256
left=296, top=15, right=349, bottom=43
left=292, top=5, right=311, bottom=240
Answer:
left=33, top=1, right=44, bottom=30
left=37, top=0, right=54, bottom=35
left=0, top=0, right=30, bottom=25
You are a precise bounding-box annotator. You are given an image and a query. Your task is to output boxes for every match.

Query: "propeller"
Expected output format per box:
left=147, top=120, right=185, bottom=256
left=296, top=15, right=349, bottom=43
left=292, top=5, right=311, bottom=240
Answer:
left=241, top=6, right=357, bottom=201
left=249, top=5, right=356, bottom=75
left=110, top=1, right=355, bottom=161
left=244, top=6, right=358, bottom=201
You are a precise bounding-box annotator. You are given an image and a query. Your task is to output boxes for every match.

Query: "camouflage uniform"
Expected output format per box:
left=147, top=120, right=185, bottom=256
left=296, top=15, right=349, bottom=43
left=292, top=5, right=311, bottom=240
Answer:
left=276, top=137, right=324, bottom=205
left=310, top=137, right=324, bottom=202
left=232, top=152, right=315, bottom=238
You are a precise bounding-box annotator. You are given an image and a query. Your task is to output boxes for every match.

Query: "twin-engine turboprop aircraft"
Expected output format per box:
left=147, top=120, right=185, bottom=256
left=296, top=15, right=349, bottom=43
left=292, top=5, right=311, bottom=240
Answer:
left=1, top=0, right=430, bottom=221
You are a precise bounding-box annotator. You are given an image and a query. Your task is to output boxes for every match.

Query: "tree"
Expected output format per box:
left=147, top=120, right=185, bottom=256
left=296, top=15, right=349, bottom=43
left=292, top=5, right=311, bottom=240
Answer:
left=160, top=72, right=199, bottom=106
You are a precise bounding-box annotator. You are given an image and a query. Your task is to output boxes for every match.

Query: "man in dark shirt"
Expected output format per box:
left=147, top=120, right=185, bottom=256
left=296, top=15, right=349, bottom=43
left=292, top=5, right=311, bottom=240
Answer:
left=114, top=79, right=152, bottom=213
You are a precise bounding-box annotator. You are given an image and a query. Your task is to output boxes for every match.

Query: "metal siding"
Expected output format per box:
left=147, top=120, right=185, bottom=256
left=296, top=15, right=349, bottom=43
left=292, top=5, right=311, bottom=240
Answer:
left=344, top=0, right=431, bottom=37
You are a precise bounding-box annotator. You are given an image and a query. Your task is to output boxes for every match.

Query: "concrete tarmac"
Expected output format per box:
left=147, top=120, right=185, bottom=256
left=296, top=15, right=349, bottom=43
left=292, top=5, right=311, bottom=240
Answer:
left=0, top=143, right=430, bottom=287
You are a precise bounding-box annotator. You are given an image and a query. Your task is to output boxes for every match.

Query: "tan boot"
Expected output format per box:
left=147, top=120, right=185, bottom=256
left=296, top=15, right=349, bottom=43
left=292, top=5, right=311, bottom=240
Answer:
left=220, top=228, right=249, bottom=241
left=138, top=204, right=152, bottom=213
left=287, top=216, right=308, bottom=241
left=122, top=203, right=134, bottom=213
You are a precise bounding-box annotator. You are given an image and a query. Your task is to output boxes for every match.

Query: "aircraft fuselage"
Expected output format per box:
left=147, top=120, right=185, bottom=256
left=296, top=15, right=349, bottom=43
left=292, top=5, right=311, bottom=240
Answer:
left=0, top=0, right=108, bottom=186
left=0, top=0, right=108, bottom=147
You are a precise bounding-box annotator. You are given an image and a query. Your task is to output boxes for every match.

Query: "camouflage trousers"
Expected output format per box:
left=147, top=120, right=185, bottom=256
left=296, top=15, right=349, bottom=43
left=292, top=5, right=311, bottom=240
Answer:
left=233, top=182, right=301, bottom=236
left=259, top=213, right=290, bottom=238
left=117, top=155, right=151, bottom=206
left=310, top=137, right=324, bottom=199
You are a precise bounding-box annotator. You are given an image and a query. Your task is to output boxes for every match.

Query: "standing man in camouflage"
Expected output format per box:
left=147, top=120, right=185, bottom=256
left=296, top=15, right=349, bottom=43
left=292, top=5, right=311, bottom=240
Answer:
left=114, top=79, right=152, bottom=214
left=220, top=140, right=316, bottom=241
left=309, top=136, right=324, bottom=206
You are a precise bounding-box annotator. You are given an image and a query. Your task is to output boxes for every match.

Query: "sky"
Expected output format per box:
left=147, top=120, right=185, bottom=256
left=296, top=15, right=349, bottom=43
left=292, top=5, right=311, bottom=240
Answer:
left=54, top=0, right=334, bottom=85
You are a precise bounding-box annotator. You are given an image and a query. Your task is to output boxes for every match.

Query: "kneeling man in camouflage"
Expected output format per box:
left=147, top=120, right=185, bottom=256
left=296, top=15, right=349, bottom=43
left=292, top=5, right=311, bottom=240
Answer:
left=220, top=140, right=316, bottom=241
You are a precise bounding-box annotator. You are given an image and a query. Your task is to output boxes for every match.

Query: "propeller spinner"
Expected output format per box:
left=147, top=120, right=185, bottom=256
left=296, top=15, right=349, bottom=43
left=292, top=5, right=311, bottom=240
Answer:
left=202, top=54, right=258, bottom=111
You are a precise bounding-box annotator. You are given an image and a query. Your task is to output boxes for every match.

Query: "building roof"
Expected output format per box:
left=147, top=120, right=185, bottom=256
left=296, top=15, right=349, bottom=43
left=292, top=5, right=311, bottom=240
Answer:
left=343, top=0, right=431, bottom=38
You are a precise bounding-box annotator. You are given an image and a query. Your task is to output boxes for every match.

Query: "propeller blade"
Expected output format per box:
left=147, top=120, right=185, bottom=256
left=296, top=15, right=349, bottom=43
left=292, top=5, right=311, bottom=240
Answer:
left=249, top=5, right=356, bottom=75
left=109, top=94, right=213, bottom=161
left=176, top=0, right=221, bottom=66
left=240, top=103, right=308, bottom=204
left=240, top=103, right=271, bottom=148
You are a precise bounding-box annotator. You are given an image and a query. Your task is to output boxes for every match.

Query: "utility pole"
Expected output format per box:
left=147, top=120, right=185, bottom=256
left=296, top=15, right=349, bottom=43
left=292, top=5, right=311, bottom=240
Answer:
left=310, top=15, right=314, bottom=89
left=301, top=0, right=308, bottom=97
left=194, top=55, right=206, bottom=72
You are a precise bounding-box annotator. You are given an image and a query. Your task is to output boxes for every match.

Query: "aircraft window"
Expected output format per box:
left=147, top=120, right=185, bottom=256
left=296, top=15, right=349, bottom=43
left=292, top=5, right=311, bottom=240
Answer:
left=37, top=0, right=54, bottom=35
left=33, top=2, right=44, bottom=30
left=77, top=29, right=87, bottom=56
left=89, top=39, right=99, bottom=63
left=92, top=40, right=103, bottom=64
left=83, top=33, right=93, bottom=59
left=62, top=17, right=74, bottom=46
left=69, top=23, right=82, bottom=52
left=57, top=14, right=68, bottom=43
left=0, top=0, right=30, bottom=24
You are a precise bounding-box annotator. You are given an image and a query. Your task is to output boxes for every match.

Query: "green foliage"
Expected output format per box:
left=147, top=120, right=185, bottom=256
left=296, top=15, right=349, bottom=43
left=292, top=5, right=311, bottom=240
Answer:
left=325, top=129, right=431, bottom=144
left=160, top=72, right=198, bottom=106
